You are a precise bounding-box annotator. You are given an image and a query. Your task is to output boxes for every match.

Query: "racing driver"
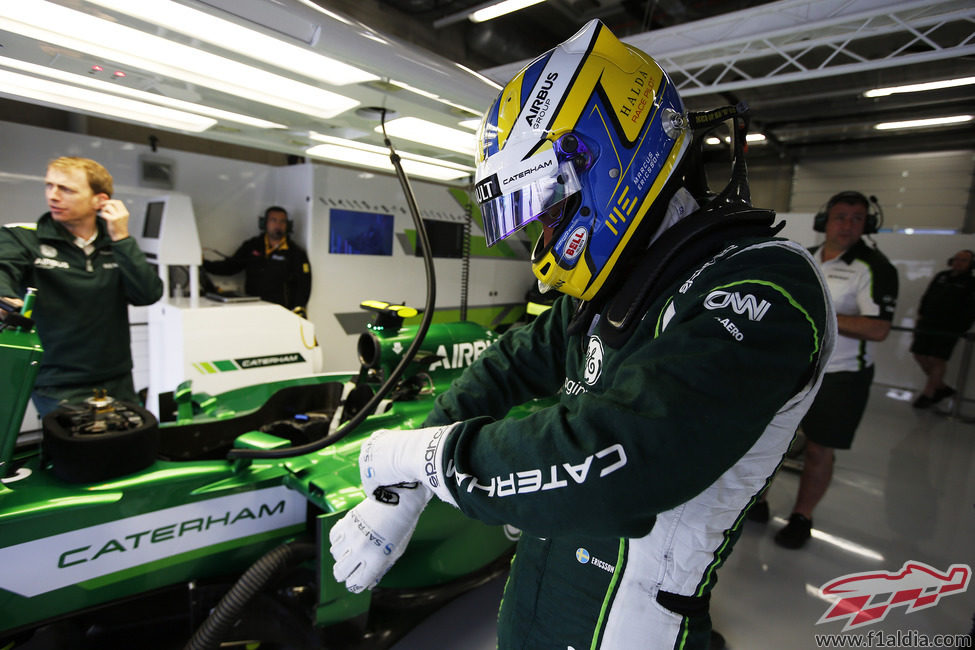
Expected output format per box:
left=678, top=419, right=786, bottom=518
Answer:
left=330, top=19, right=836, bottom=649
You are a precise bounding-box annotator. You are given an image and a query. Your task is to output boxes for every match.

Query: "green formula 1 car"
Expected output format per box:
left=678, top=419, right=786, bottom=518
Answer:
left=0, top=298, right=543, bottom=649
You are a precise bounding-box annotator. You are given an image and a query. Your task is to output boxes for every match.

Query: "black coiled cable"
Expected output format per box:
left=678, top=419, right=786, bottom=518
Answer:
left=183, top=541, right=316, bottom=650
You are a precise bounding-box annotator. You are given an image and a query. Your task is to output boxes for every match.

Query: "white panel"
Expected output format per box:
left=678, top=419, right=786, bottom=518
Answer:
left=791, top=151, right=975, bottom=231
left=269, top=163, right=314, bottom=243
left=868, top=233, right=975, bottom=398
left=773, top=214, right=975, bottom=400
left=307, top=164, right=533, bottom=372
left=146, top=299, right=320, bottom=415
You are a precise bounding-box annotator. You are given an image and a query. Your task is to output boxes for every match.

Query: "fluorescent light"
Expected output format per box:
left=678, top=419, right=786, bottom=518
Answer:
left=865, top=76, right=975, bottom=97
left=0, top=1, right=359, bottom=120
left=470, top=0, right=548, bottom=23
left=874, top=115, right=973, bottom=130
left=0, top=56, right=285, bottom=129
left=458, top=119, right=482, bottom=131
left=716, top=133, right=767, bottom=144
left=293, top=0, right=356, bottom=27
left=306, top=133, right=473, bottom=181
left=375, top=117, right=476, bottom=155
left=455, top=63, right=504, bottom=91
left=387, top=79, right=483, bottom=116
left=85, top=0, right=378, bottom=86
left=705, top=137, right=722, bottom=145
left=0, top=69, right=216, bottom=132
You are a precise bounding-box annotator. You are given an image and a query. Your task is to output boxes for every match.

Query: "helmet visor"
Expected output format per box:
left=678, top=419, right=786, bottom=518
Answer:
left=475, top=153, right=582, bottom=247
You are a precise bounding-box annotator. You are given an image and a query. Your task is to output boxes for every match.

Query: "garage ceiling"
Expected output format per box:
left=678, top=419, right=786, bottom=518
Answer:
left=332, top=0, right=975, bottom=162
left=0, top=0, right=972, bottom=178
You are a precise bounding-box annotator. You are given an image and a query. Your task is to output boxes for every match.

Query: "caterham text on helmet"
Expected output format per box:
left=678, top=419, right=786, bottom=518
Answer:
left=474, top=19, right=689, bottom=300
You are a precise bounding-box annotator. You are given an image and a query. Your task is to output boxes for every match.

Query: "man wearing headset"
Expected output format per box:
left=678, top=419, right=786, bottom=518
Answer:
left=910, top=249, right=975, bottom=408
left=203, top=206, right=311, bottom=314
left=329, top=21, right=836, bottom=648
left=770, top=191, right=898, bottom=548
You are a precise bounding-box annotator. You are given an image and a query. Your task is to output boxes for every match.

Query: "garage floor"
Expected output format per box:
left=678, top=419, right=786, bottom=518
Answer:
left=391, top=384, right=975, bottom=650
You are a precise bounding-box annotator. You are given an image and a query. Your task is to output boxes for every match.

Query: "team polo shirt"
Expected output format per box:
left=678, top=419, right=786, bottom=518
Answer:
left=812, top=239, right=898, bottom=372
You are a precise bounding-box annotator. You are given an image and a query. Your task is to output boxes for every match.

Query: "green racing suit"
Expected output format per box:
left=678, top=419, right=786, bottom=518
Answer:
left=0, top=214, right=163, bottom=390
left=423, top=236, right=836, bottom=649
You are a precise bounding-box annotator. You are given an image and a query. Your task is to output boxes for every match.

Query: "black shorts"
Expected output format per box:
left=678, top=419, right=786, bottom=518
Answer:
left=910, top=329, right=962, bottom=360
left=801, top=366, right=874, bottom=450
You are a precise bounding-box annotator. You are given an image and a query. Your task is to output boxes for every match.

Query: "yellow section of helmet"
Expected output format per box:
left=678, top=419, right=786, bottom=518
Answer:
left=478, top=21, right=689, bottom=302
left=593, top=36, right=667, bottom=144
left=494, top=71, right=526, bottom=159
left=556, top=28, right=666, bottom=145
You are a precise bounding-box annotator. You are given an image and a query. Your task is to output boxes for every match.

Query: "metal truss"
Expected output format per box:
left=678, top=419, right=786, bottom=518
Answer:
left=624, top=0, right=975, bottom=97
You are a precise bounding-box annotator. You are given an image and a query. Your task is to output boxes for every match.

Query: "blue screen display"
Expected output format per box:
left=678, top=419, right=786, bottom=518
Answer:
left=328, top=209, right=394, bottom=256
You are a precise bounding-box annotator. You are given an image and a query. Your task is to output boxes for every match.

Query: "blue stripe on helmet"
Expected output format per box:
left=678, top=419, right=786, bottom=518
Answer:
left=519, top=53, right=552, bottom=116
left=483, top=95, right=503, bottom=158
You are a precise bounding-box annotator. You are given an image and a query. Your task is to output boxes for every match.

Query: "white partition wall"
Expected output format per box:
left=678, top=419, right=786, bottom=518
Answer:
left=3, top=119, right=975, bottom=425
left=790, top=151, right=975, bottom=232
left=306, top=164, right=535, bottom=372
left=773, top=211, right=975, bottom=399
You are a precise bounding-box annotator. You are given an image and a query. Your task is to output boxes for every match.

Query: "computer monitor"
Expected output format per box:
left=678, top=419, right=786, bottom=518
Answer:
left=143, top=200, right=164, bottom=239
left=415, top=219, right=466, bottom=258
left=328, top=209, right=394, bottom=256
left=135, top=194, right=201, bottom=266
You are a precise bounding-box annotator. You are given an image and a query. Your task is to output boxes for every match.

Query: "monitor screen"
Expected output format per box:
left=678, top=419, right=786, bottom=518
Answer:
left=329, top=209, right=394, bottom=256
left=415, top=219, right=466, bottom=258
left=143, top=201, right=165, bottom=239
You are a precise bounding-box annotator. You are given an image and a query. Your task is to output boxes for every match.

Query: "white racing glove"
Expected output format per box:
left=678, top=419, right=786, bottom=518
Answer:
left=359, top=425, right=458, bottom=506
left=329, top=425, right=459, bottom=593
left=329, top=483, right=430, bottom=593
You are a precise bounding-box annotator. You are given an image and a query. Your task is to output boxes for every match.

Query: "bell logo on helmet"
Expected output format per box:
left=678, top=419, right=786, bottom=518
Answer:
left=563, top=226, right=588, bottom=263
left=525, top=72, right=559, bottom=130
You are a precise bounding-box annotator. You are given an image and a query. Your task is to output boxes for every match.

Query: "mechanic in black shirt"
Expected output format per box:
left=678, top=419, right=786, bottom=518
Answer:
left=203, top=206, right=311, bottom=314
left=910, top=249, right=975, bottom=408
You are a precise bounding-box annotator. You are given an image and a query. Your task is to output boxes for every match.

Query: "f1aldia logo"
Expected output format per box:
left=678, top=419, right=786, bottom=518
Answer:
left=584, top=336, right=603, bottom=385
left=817, top=561, right=971, bottom=631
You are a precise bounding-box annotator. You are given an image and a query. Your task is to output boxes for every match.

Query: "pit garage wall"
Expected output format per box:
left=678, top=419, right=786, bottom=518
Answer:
left=305, top=164, right=536, bottom=371
left=776, top=216, right=975, bottom=398
left=786, top=150, right=975, bottom=404
left=4, top=118, right=975, bottom=409
left=0, top=120, right=534, bottom=391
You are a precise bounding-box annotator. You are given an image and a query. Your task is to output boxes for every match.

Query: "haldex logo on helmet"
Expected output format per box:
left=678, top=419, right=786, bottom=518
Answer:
left=525, top=72, right=559, bottom=130
left=618, top=69, right=652, bottom=124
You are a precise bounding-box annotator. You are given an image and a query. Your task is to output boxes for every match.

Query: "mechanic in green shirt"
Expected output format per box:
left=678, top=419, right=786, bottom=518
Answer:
left=330, top=20, right=835, bottom=649
left=0, top=157, right=163, bottom=417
